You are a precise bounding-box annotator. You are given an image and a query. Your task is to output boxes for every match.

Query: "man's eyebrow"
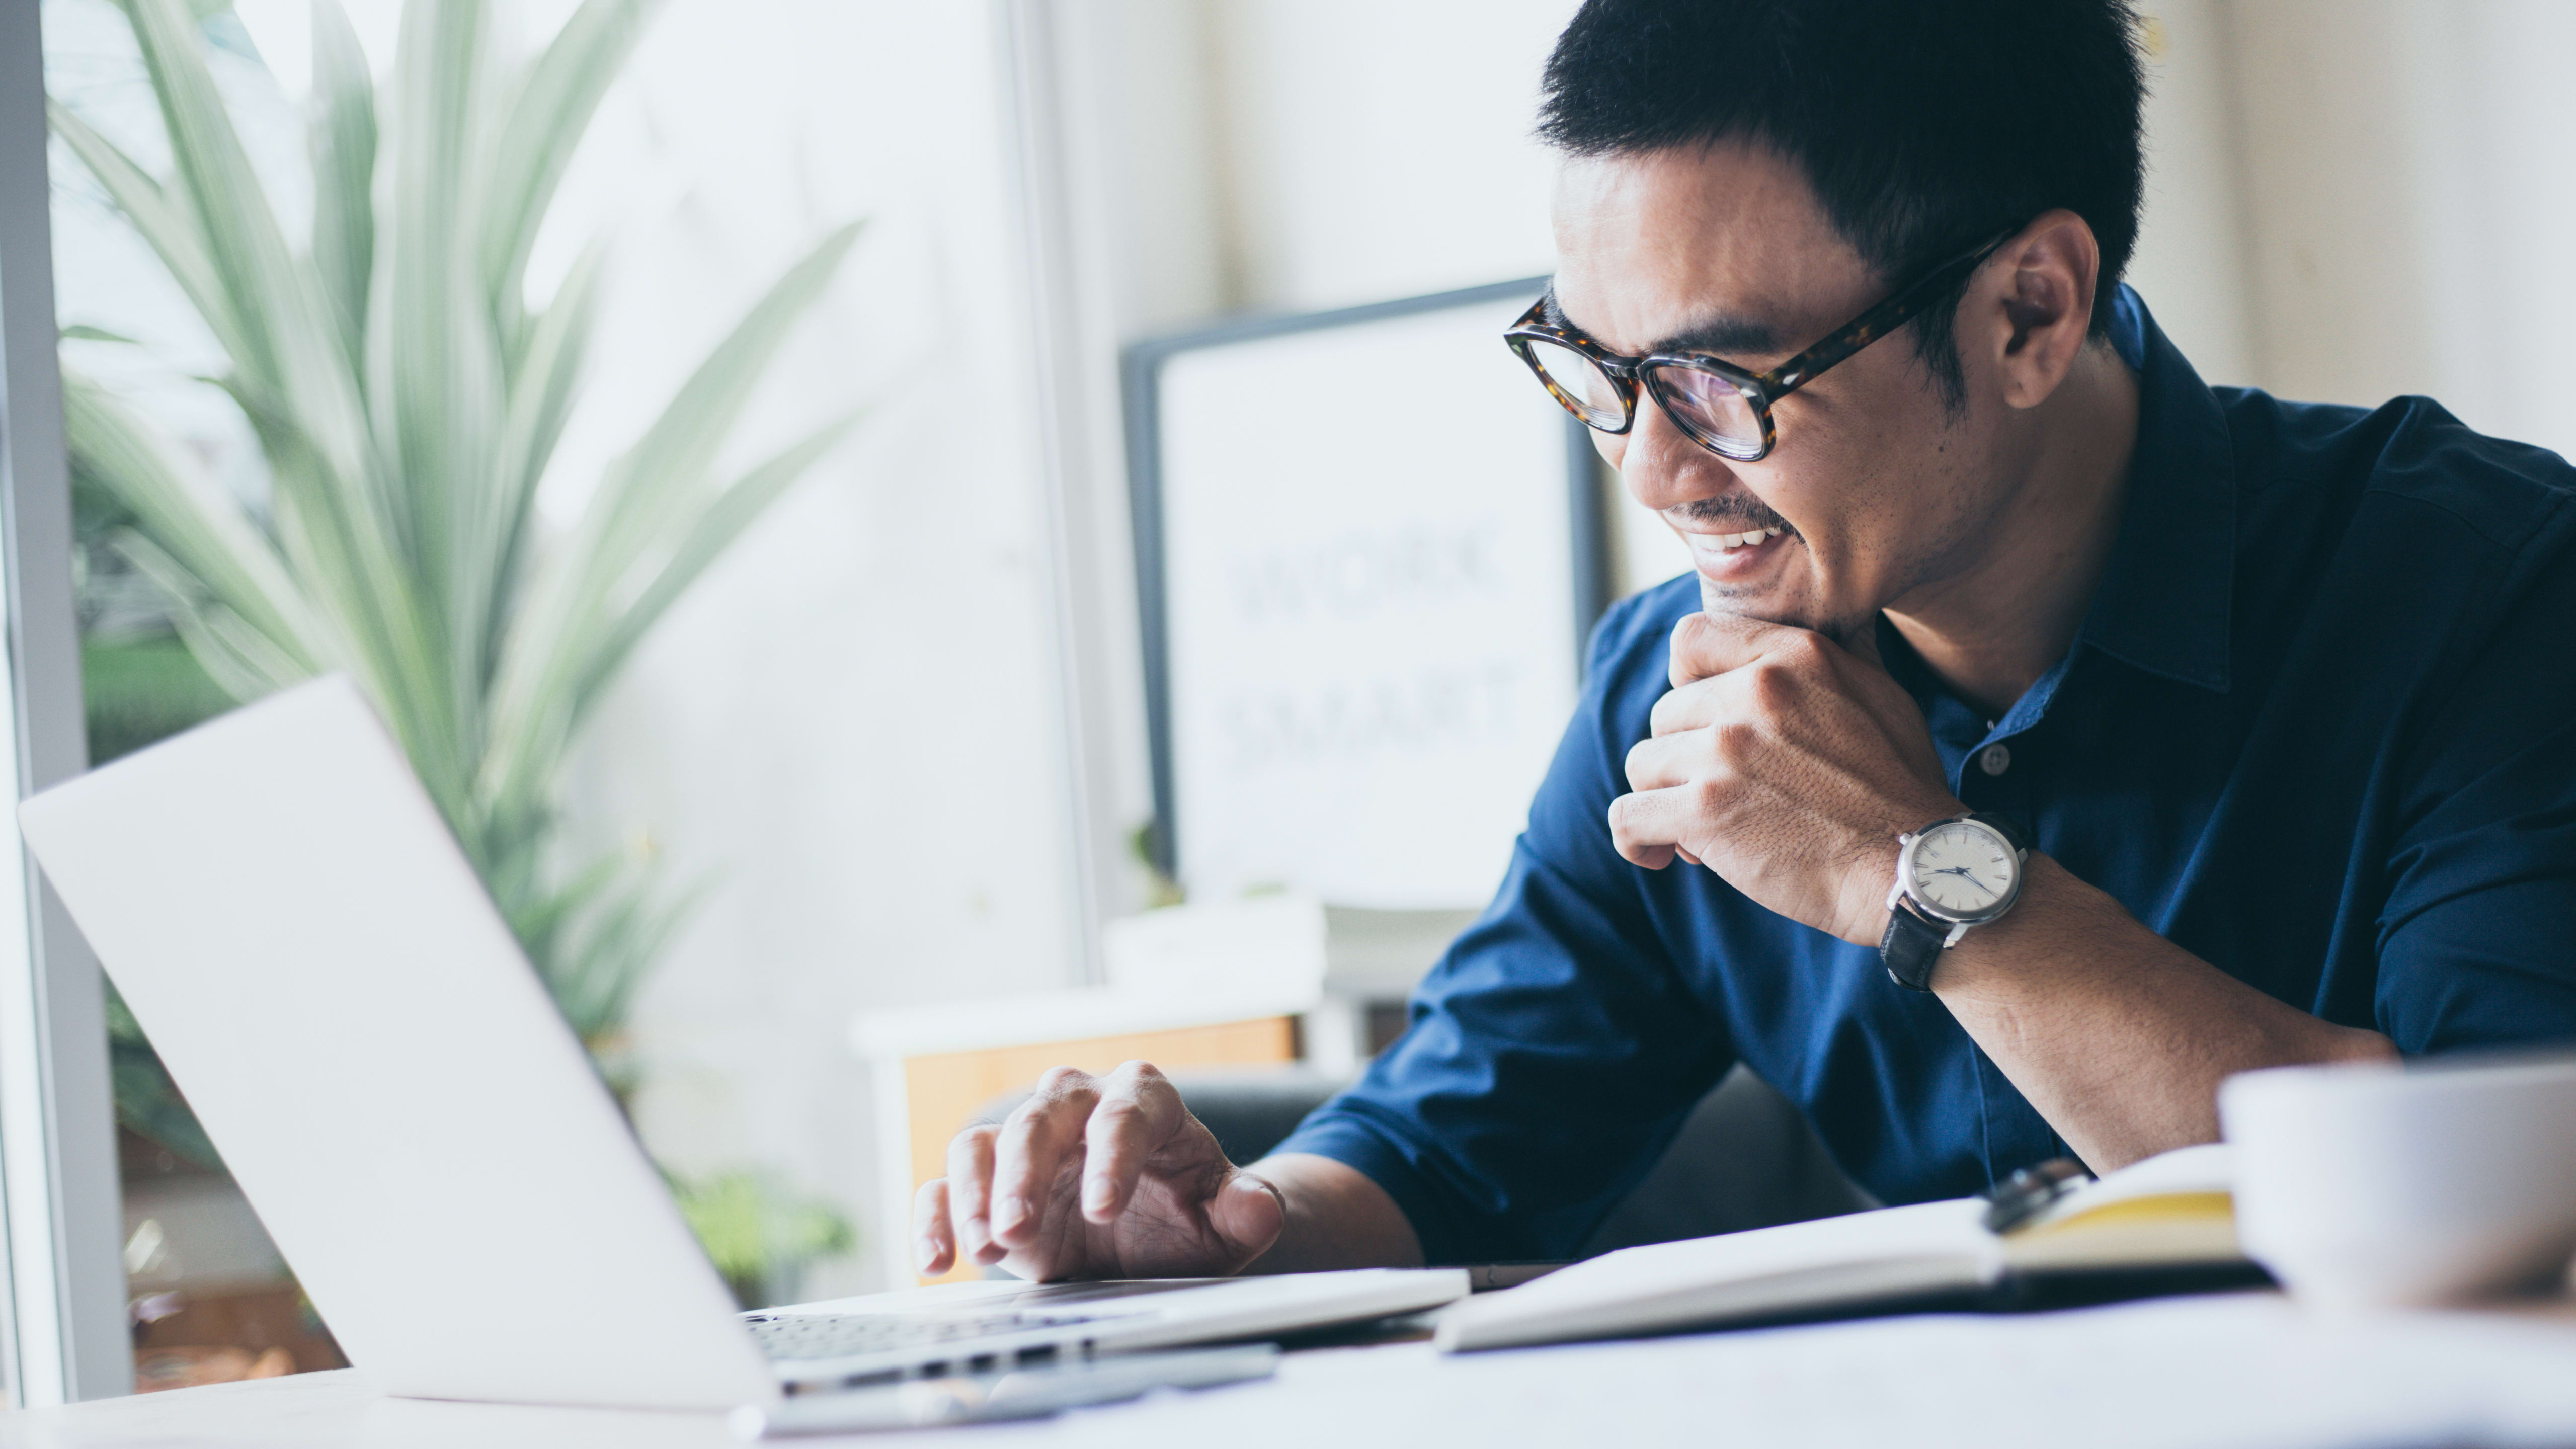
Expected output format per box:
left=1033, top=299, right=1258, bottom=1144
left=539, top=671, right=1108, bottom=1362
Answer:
left=1541, top=289, right=1781, bottom=360
left=1650, top=314, right=1781, bottom=359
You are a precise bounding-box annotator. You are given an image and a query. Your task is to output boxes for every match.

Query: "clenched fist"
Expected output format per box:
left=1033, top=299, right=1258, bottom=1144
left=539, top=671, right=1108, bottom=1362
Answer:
left=1611, top=611, right=1961, bottom=944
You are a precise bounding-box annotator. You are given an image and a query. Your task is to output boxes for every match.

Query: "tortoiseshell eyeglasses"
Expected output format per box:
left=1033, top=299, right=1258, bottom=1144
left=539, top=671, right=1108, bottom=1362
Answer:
left=1504, top=225, right=2021, bottom=462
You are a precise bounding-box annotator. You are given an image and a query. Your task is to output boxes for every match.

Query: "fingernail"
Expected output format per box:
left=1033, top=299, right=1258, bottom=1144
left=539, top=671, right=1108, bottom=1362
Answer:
left=1084, top=1180, right=1114, bottom=1214
left=915, top=1238, right=936, bottom=1272
left=994, top=1194, right=1025, bottom=1232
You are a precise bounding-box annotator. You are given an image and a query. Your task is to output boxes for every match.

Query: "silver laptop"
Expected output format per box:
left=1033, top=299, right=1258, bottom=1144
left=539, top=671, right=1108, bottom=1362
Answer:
left=17, top=676, right=1466, bottom=1413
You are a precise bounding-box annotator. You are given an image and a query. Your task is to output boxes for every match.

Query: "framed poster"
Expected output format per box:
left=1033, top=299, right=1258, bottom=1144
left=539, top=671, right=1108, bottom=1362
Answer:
left=1124, top=278, right=1609, bottom=910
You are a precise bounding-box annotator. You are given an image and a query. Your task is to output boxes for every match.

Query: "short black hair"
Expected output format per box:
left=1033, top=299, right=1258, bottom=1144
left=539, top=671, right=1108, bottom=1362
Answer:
left=1538, top=0, right=2144, bottom=409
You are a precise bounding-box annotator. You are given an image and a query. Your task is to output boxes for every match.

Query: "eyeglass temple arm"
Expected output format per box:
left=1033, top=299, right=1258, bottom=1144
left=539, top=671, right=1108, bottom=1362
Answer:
left=1752, top=228, right=2020, bottom=397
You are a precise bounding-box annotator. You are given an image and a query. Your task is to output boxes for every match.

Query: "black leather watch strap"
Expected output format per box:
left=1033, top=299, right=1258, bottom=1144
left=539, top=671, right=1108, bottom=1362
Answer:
left=1967, top=811, right=2033, bottom=854
left=1879, top=902, right=1950, bottom=992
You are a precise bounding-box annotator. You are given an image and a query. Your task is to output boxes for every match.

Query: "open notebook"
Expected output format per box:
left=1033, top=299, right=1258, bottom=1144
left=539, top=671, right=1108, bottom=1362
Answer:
left=1437, top=1144, right=2249, bottom=1352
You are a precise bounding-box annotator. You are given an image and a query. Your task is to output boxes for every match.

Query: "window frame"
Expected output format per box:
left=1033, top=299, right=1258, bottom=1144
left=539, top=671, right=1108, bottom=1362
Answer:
left=0, top=0, right=135, bottom=1405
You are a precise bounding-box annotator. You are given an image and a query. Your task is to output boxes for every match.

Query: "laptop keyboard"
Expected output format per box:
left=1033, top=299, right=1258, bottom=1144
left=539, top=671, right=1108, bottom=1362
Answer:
left=743, top=1311, right=1090, bottom=1363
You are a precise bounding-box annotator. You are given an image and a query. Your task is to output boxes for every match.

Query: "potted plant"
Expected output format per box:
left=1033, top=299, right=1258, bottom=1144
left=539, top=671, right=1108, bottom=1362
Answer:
left=54, top=0, right=858, bottom=1309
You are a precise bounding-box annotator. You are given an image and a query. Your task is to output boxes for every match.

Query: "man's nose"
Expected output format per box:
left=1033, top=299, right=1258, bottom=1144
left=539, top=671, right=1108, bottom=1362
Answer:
left=1611, top=391, right=1738, bottom=517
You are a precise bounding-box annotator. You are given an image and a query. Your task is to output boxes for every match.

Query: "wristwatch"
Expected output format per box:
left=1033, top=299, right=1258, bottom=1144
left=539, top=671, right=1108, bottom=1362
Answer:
left=1878, top=812, right=2032, bottom=991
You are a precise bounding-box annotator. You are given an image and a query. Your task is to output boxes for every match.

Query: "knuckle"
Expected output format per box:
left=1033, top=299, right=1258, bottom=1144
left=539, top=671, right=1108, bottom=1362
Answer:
left=1034, top=1065, right=1090, bottom=1097
left=1712, top=718, right=1761, bottom=761
left=1103, top=1059, right=1164, bottom=1088
left=1750, top=658, right=1801, bottom=703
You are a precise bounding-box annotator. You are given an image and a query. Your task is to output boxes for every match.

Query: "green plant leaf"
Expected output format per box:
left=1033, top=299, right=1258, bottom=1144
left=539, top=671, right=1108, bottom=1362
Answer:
left=592, top=222, right=863, bottom=554
left=308, top=0, right=378, bottom=380
left=480, top=237, right=603, bottom=681
left=61, top=324, right=142, bottom=344
left=479, top=222, right=860, bottom=810
left=46, top=99, right=241, bottom=365
left=478, top=0, right=660, bottom=359
left=109, top=531, right=310, bottom=701
left=572, top=407, right=864, bottom=723
left=545, top=864, right=704, bottom=1045
left=382, top=0, right=496, bottom=743
left=61, top=370, right=325, bottom=666
left=124, top=0, right=368, bottom=480
left=119, top=0, right=445, bottom=770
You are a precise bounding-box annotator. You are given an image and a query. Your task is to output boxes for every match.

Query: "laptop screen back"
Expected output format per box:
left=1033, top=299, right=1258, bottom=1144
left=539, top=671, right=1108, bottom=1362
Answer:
left=17, top=677, right=774, bottom=1411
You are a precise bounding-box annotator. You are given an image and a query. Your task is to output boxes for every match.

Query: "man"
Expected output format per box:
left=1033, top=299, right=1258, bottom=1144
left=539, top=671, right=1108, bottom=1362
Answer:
left=916, top=0, right=2576, bottom=1280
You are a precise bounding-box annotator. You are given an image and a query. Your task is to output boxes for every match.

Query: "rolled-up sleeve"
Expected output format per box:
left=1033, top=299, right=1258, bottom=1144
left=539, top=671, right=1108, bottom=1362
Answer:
left=1270, top=590, right=1735, bottom=1263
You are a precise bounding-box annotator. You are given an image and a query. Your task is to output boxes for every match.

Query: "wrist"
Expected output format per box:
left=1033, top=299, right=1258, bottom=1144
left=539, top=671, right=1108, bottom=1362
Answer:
left=1923, top=852, right=2100, bottom=998
left=1839, top=797, right=1969, bottom=945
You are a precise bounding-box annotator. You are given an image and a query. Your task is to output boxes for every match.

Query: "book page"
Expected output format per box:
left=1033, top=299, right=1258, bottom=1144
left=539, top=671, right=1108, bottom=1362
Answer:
left=1439, top=1199, right=1993, bottom=1350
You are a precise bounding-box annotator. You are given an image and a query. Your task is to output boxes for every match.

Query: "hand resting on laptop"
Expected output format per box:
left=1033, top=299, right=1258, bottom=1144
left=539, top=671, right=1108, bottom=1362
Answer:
left=915, top=1060, right=1421, bottom=1281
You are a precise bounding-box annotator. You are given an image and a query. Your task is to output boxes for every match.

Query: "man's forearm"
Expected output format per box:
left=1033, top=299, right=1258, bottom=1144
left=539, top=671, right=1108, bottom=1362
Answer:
left=1932, top=853, right=2397, bottom=1170
left=1237, top=1152, right=1424, bottom=1274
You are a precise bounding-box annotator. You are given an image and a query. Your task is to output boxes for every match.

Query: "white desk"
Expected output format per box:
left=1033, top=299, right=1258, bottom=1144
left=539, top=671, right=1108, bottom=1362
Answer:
left=16, top=1293, right=2576, bottom=1447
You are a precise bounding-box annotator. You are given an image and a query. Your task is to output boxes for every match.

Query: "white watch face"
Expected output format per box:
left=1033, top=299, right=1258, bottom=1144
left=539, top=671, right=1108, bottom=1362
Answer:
left=1906, top=820, right=2016, bottom=919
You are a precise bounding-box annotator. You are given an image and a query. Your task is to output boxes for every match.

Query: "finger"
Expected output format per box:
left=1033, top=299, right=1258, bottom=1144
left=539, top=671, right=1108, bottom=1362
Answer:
left=1208, top=1170, right=1287, bottom=1264
left=1669, top=610, right=1797, bottom=689
left=1648, top=674, right=1727, bottom=738
left=1624, top=731, right=1701, bottom=794
left=990, top=1068, right=1099, bottom=1246
left=1080, top=1062, right=1188, bottom=1224
left=946, top=1123, right=1000, bottom=1264
left=914, top=1178, right=956, bottom=1276
left=1608, top=785, right=1695, bottom=869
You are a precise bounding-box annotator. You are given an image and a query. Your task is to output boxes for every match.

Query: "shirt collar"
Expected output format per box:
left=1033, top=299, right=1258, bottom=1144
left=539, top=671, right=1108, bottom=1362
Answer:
left=2077, top=285, right=2236, bottom=693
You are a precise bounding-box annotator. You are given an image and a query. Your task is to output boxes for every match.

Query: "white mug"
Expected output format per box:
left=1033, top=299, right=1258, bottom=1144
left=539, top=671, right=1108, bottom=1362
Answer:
left=2218, top=1054, right=2576, bottom=1309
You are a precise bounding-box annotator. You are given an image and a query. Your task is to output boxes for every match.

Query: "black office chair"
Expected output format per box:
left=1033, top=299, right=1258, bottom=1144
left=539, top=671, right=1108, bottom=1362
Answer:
left=973, top=1062, right=1877, bottom=1260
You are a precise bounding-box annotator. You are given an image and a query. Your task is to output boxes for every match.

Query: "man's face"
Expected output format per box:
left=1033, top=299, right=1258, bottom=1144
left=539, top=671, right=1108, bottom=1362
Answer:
left=1550, top=140, right=2018, bottom=641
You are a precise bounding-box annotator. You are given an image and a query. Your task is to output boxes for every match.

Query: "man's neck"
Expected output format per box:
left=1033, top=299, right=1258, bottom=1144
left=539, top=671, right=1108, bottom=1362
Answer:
left=1881, top=342, right=2141, bottom=721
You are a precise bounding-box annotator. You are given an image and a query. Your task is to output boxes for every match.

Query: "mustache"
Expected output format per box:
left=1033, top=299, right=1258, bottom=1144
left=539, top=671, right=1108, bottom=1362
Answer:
left=1670, top=497, right=1798, bottom=536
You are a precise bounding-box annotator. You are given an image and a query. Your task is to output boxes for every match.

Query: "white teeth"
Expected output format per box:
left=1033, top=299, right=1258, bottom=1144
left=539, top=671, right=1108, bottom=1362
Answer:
left=1716, top=527, right=1785, bottom=550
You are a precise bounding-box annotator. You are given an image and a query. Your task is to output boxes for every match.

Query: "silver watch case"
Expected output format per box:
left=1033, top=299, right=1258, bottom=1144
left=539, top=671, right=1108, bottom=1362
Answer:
left=1886, top=813, right=2027, bottom=947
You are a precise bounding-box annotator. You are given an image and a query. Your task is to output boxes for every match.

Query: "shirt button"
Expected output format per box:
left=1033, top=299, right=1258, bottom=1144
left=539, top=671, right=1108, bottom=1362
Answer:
left=1978, top=744, right=2013, bottom=777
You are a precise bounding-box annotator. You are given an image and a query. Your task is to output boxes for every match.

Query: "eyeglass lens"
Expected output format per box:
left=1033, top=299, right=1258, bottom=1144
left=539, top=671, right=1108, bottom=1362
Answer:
left=1645, top=364, right=1763, bottom=455
left=1519, top=337, right=1626, bottom=429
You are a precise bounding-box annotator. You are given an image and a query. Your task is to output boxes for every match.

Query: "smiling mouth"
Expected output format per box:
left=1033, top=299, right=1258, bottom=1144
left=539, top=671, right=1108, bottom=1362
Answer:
left=1712, top=527, right=1784, bottom=552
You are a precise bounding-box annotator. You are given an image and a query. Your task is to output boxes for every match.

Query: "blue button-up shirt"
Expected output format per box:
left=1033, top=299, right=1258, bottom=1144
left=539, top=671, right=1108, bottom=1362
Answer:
left=1273, top=286, right=2576, bottom=1264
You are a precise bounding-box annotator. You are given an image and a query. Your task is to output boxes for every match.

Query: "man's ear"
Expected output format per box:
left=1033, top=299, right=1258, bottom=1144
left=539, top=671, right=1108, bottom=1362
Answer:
left=1980, top=210, right=2101, bottom=412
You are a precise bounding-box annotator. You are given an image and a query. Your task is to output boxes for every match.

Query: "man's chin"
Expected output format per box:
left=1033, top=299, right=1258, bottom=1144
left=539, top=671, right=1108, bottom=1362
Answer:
left=1696, top=575, right=1874, bottom=650
left=1697, top=574, right=1801, bottom=627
